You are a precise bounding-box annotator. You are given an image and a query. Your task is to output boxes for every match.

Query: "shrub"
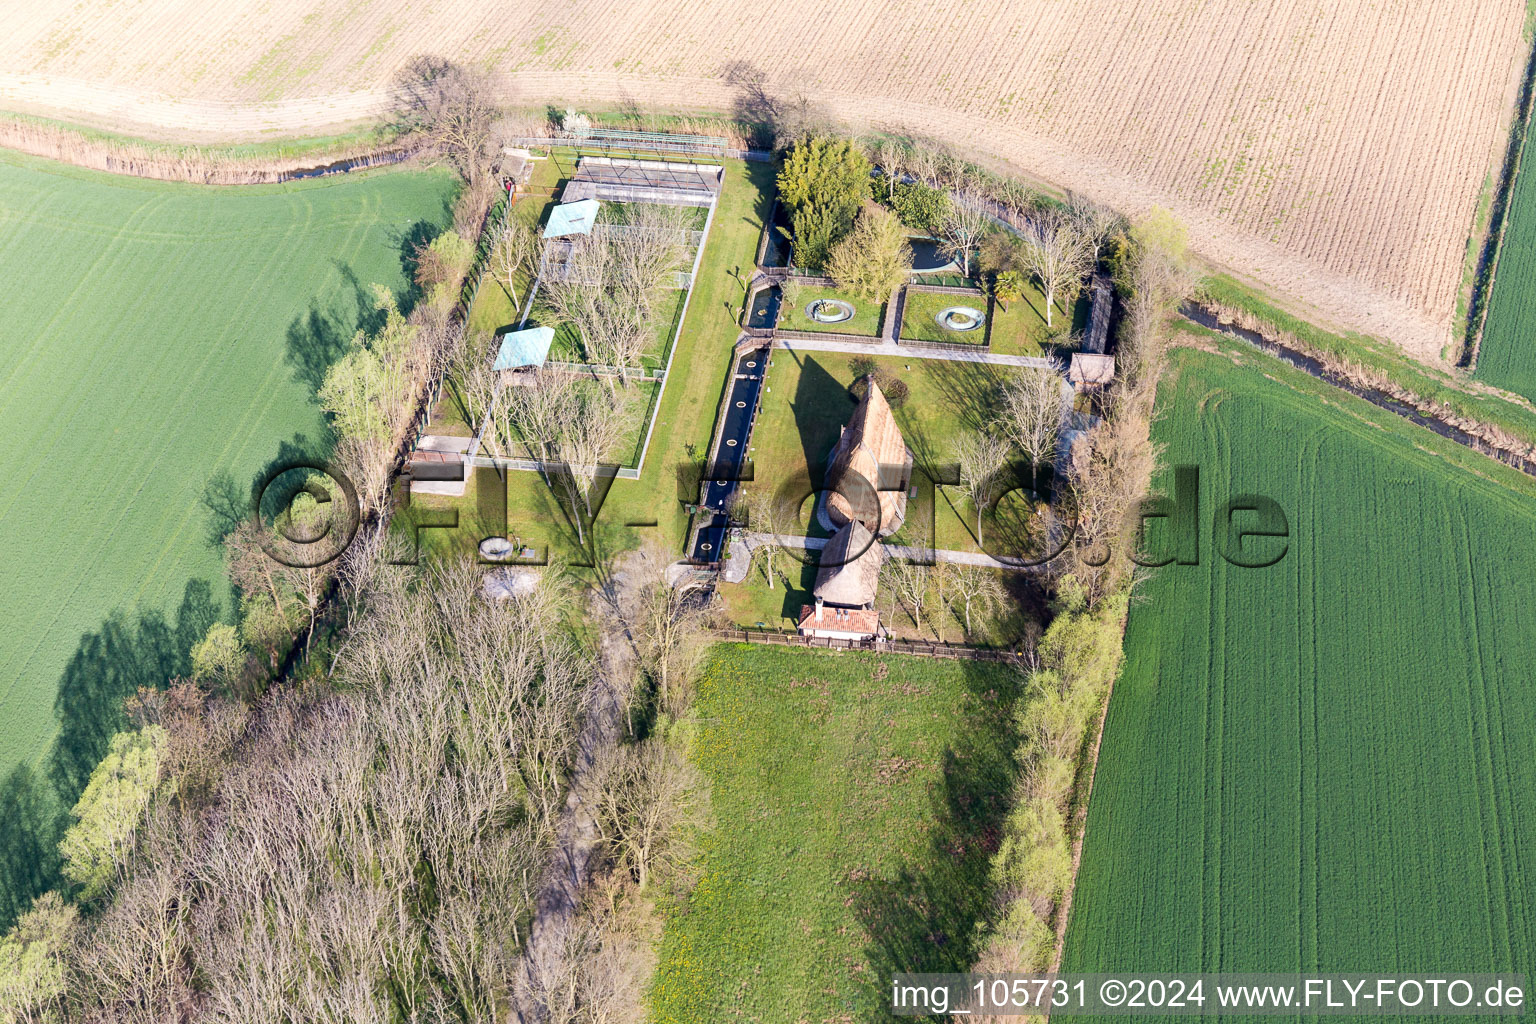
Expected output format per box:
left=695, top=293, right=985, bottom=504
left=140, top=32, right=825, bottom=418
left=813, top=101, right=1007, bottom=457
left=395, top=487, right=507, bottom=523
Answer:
left=413, top=229, right=474, bottom=290
left=850, top=368, right=909, bottom=408
left=886, top=180, right=950, bottom=234
left=191, top=622, right=247, bottom=687
left=778, top=138, right=871, bottom=272
left=59, top=727, right=167, bottom=902
left=826, top=204, right=912, bottom=302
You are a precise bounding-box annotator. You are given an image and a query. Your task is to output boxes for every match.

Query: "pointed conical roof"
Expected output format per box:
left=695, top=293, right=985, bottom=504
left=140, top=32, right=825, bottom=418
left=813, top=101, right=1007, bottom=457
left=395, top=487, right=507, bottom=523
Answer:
left=826, top=377, right=913, bottom=536
left=813, top=520, right=884, bottom=608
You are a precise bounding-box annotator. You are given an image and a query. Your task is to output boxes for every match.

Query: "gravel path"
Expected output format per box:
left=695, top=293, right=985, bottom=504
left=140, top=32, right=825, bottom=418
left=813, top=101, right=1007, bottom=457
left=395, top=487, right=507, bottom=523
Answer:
left=736, top=529, right=1047, bottom=571
left=772, top=333, right=1052, bottom=368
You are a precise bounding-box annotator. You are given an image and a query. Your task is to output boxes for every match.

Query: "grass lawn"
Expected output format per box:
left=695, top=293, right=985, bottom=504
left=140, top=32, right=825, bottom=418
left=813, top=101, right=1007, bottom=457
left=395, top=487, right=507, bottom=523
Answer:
left=650, top=645, right=1020, bottom=1023
left=986, top=278, right=1089, bottom=358
left=405, top=158, right=777, bottom=566
left=718, top=348, right=1050, bottom=642
left=0, top=150, right=454, bottom=927
left=720, top=548, right=1038, bottom=647
left=744, top=349, right=1046, bottom=549
left=778, top=284, right=886, bottom=337
left=1064, top=333, right=1536, bottom=993
left=899, top=288, right=990, bottom=345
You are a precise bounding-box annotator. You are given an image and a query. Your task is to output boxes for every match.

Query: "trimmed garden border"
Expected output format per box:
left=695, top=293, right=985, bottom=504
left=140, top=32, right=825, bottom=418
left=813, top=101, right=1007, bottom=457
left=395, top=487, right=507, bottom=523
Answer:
left=895, top=282, right=994, bottom=350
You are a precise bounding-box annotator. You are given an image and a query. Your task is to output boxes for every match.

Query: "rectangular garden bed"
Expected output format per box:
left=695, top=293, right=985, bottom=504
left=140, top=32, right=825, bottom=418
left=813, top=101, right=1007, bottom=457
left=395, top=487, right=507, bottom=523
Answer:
left=776, top=283, right=886, bottom=337
left=899, top=286, right=992, bottom=346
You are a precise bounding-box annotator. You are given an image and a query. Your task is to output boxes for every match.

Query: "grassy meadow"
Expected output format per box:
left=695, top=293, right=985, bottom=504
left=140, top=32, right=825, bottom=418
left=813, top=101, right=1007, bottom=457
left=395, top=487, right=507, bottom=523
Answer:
left=650, top=645, right=1019, bottom=1022
left=1478, top=146, right=1536, bottom=401
left=0, top=150, right=453, bottom=925
left=898, top=288, right=989, bottom=345
left=1064, top=336, right=1536, bottom=994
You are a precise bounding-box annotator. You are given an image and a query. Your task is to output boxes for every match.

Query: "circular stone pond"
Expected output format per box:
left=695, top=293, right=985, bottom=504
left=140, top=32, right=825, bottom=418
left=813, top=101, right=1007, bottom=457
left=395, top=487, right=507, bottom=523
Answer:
left=806, top=298, right=856, bottom=324
left=935, top=305, right=986, bottom=332
left=479, top=537, right=514, bottom=561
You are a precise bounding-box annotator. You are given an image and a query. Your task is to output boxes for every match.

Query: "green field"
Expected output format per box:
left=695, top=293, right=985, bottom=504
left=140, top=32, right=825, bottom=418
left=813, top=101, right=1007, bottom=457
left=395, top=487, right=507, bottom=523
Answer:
left=1477, top=147, right=1536, bottom=400
left=650, top=645, right=1018, bottom=1022
left=0, top=151, right=453, bottom=925
left=1064, top=337, right=1536, bottom=997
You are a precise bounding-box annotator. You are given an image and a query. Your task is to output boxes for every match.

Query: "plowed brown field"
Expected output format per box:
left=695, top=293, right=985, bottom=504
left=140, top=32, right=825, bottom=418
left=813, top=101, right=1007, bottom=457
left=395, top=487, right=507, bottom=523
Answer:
left=1, top=0, right=1527, bottom=361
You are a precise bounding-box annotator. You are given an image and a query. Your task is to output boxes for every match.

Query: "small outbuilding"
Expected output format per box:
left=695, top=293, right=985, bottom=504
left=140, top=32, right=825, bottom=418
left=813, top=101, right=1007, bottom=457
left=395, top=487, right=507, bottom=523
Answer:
left=493, top=325, right=556, bottom=383
left=797, top=603, right=881, bottom=641
left=798, top=520, right=885, bottom=641
left=499, top=147, right=535, bottom=191
left=542, top=198, right=600, bottom=239
left=1068, top=353, right=1116, bottom=390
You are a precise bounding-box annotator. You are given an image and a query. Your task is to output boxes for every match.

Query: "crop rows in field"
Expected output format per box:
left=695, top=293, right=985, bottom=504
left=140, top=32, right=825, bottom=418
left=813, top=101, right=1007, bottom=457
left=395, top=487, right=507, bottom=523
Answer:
left=3, top=1, right=1527, bottom=358
left=1477, top=142, right=1536, bottom=401
left=1063, top=341, right=1536, bottom=998
left=0, top=151, right=454, bottom=924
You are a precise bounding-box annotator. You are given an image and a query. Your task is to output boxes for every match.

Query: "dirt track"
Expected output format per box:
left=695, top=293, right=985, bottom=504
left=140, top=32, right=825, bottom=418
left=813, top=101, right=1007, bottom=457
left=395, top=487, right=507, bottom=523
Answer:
left=2, top=0, right=1527, bottom=363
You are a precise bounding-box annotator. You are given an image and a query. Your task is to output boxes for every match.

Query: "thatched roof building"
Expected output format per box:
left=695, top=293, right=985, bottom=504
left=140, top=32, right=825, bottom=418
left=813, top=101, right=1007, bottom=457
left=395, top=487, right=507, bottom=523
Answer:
left=826, top=377, right=913, bottom=536
left=812, top=521, right=883, bottom=608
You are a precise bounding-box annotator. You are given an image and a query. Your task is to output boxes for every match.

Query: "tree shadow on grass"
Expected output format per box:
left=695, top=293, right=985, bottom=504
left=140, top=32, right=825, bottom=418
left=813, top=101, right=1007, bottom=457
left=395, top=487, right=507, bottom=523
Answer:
left=849, top=659, right=1021, bottom=1020
left=201, top=432, right=338, bottom=552
left=924, top=360, right=1012, bottom=434
left=48, top=581, right=217, bottom=801
left=0, top=579, right=219, bottom=930
left=282, top=249, right=432, bottom=394
left=283, top=263, right=377, bottom=393
left=790, top=354, right=854, bottom=485
left=0, top=765, right=66, bottom=927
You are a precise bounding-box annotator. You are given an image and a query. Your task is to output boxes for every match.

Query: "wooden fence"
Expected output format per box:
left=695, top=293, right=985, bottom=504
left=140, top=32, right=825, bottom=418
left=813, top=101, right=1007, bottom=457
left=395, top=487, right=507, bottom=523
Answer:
left=894, top=282, right=995, bottom=352
left=712, top=626, right=1024, bottom=663
left=774, top=328, right=888, bottom=345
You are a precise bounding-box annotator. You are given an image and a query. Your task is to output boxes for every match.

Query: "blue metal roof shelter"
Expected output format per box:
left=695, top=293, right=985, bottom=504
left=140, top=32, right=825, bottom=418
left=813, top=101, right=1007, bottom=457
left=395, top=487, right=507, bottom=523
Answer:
left=493, top=326, right=556, bottom=371
left=542, top=198, right=600, bottom=238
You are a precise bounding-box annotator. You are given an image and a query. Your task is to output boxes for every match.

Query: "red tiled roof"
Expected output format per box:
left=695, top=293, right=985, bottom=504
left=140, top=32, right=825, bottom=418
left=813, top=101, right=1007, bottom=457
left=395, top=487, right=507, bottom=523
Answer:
left=797, top=603, right=881, bottom=637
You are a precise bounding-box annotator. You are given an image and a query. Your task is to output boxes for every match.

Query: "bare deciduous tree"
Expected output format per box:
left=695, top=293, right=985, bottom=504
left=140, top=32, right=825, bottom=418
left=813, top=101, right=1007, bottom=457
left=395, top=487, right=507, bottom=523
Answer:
left=617, top=542, right=711, bottom=711
left=1001, top=370, right=1065, bottom=474
left=1017, top=212, right=1091, bottom=327
left=549, top=382, right=628, bottom=545
left=489, top=216, right=539, bottom=313
left=223, top=519, right=285, bottom=615
left=591, top=741, right=707, bottom=893
left=953, top=430, right=1012, bottom=546
left=446, top=327, right=501, bottom=438
left=875, top=137, right=907, bottom=198
left=390, top=56, right=499, bottom=187
left=63, top=558, right=589, bottom=1021
left=544, top=204, right=691, bottom=378
left=745, top=485, right=798, bottom=589
left=881, top=558, right=932, bottom=636
left=948, top=563, right=1006, bottom=636
left=1067, top=192, right=1122, bottom=267
left=940, top=187, right=992, bottom=279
